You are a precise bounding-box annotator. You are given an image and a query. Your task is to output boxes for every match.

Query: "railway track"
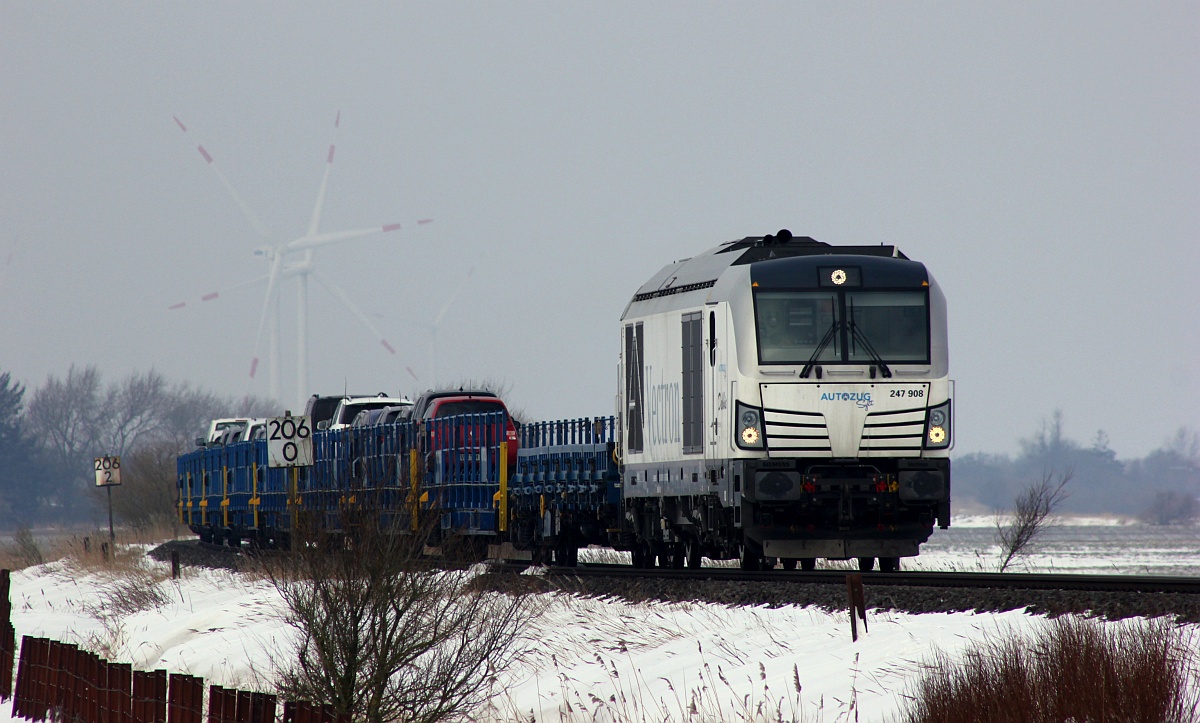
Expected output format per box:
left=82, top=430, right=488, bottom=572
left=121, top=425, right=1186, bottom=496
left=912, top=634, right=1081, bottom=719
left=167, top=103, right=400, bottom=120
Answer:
left=172, top=541, right=1200, bottom=596
left=502, top=563, right=1200, bottom=596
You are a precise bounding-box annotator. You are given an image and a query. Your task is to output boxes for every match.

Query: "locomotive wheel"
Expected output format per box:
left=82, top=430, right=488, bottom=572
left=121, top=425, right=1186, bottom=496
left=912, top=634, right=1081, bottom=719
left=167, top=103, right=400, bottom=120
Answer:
left=632, top=543, right=653, bottom=569
left=879, top=556, right=901, bottom=572
left=685, top=540, right=703, bottom=569
left=780, top=558, right=797, bottom=571
left=740, top=541, right=764, bottom=571
left=670, top=544, right=686, bottom=569
left=857, top=556, right=876, bottom=572
left=656, top=546, right=672, bottom=569
left=555, top=544, right=578, bottom=567
left=800, top=557, right=817, bottom=571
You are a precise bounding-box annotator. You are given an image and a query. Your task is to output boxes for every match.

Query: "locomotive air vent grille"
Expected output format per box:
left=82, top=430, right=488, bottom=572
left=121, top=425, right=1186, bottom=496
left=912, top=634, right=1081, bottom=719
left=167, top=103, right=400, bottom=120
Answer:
left=860, top=407, right=926, bottom=451
left=762, top=408, right=831, bottom=454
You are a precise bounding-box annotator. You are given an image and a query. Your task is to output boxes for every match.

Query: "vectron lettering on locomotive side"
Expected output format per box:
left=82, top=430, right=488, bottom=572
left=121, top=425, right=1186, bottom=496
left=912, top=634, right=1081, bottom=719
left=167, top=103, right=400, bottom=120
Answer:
left=645, top=364, right=681, bottom=448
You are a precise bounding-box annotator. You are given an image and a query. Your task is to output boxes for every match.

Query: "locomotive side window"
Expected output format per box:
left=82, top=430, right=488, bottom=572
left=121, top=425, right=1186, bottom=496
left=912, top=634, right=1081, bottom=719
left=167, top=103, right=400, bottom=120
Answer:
left=681, top=312, right=704, bottom=454
left=625, top=323, right=645, bottom=454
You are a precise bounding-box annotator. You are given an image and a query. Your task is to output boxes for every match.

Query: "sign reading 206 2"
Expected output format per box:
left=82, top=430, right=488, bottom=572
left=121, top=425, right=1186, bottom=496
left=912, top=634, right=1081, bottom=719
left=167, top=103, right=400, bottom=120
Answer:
left=268, top=415, right=314, bottom=468
left=94, top=456, right=122, bottom=487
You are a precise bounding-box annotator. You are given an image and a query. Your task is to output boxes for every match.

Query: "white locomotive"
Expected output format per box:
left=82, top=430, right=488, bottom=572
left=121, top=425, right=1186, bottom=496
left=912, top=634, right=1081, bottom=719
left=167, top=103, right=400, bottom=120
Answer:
left=617, top=230, right=951, bottom=571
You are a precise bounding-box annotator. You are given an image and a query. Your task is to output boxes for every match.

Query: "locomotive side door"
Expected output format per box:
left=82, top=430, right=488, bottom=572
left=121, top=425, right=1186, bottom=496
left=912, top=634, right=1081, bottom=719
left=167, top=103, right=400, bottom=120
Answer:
left=706, top=302, right=729, bottom=464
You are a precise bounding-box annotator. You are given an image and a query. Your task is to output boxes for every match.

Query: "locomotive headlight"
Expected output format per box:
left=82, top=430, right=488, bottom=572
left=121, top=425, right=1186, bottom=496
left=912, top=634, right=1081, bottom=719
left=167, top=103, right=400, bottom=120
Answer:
left=735, top=401, right=765, bottom=450
left=924, top=401, right=952, bottom=450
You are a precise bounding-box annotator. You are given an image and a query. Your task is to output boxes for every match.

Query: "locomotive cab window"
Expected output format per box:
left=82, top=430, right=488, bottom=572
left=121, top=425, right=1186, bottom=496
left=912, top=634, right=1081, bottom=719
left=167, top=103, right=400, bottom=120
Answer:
left=845, top=291, right=928, bottom=363
left=755, top=292, right=840, bottom=364
left=754, top=289, right=929, bottom=365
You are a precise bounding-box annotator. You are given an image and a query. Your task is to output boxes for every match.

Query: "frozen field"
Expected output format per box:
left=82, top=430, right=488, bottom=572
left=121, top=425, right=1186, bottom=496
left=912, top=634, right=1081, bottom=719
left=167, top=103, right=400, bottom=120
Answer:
left=915, top=516, right=1200, bottom=576
left=0, top=521, right=1195, bottom=722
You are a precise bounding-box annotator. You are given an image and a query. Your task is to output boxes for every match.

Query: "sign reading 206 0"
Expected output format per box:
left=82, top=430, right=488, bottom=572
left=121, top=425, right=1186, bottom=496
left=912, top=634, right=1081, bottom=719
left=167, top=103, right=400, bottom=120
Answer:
left=267, top=415, right=314, bottom=468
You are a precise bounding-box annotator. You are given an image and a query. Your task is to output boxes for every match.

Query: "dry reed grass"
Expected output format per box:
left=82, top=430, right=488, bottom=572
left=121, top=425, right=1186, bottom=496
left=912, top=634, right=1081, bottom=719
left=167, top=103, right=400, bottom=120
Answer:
left=900, top=615, right=1199, bottom=723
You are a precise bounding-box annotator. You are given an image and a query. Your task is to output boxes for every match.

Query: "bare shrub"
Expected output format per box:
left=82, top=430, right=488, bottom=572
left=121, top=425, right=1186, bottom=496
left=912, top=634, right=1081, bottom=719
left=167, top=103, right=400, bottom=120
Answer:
left=260, top=514, right=536, bottom=723
left=112, top=441, right=186, bottom=533
left=76, top=556, right=173, bottom=659
left=995, top=469, right=1071, bottom=572
left=84, top=568, right=173, bottom=618
left=902, top=616, right=1200, bottom=723
left=1141, top=490, right=1199, bottom=526
left=10, top=527, right=44, bottom=567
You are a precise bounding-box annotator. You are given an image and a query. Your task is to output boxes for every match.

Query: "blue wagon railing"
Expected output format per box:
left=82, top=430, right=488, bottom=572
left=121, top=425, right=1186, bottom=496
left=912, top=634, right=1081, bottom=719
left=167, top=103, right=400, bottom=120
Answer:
left=176, top=412, right=510, bottom=543
left=511, top=417, right=621, bottom=514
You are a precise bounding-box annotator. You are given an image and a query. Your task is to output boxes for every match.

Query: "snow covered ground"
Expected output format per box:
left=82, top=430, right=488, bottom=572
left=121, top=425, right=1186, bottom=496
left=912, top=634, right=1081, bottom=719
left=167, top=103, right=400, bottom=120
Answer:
left=1, top=521, right=1197, bottom=722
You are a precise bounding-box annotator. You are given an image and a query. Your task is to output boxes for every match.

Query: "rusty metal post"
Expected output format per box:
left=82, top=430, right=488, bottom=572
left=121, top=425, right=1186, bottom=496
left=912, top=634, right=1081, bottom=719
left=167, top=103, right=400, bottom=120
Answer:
left=234, top=689, right=252, bottom=723
left=249, top=692, right=276, bottom=723
left=169, top=673, right=204, bottom=723
left=0, top=569, right=11, bottom=702
left=32, top=637, right=50, bottom=722
left=111, top=662, right=132, bottom=723
left=12, top=635, right=30, bottom=718
left=207, top=685, right=222, bottom=723
left=845, top=573, right=868, bottom=642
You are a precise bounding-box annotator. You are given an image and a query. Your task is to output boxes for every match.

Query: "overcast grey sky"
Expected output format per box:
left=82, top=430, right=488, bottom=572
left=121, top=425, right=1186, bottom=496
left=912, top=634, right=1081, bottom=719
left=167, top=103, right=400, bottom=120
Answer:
left=1, top=2, right=1196, bottom=458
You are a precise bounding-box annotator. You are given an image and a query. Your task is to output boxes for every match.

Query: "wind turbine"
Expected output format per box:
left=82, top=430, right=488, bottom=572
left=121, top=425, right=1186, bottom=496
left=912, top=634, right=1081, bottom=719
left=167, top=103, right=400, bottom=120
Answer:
left=377, top=267, right=473, bottom=386
left=168, top=113, right=431, bottom=406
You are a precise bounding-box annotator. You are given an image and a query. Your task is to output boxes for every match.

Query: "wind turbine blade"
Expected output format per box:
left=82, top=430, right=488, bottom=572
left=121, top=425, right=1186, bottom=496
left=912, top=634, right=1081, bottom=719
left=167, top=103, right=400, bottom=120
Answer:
left=249, top=254, right=285, bottom=379
left=306, top=112, right=340, bottom=237
left=173, top=115, right=272, bottom=239
left=433, top=266, right=474, bottom=327
left=310, top=271, right=398, bottom=357
left=167, top=274, right=270, bottom=310
left=406, top=366, right=419, bottom=382
left=287, top=219, right=432, bottom=253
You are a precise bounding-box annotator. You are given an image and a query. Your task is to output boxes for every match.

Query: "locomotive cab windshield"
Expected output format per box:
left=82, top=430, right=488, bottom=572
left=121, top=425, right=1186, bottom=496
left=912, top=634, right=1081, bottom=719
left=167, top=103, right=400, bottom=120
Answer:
left=755, top=289, right=929, bottom=366
left=751, top=255, right=931, bottom=367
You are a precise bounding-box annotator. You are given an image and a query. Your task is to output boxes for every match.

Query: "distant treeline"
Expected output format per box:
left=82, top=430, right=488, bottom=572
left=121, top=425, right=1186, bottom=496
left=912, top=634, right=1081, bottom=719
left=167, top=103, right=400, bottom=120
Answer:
left=953, top=411, right=1199, bottom=524
left=1, top=367, right=1196, bottom=529
left=0, top=365, right=277, bottom=530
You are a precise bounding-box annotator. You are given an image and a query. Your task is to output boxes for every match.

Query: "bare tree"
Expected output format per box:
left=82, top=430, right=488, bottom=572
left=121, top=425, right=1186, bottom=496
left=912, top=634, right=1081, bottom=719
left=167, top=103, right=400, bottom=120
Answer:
left=99, top=369, right=169, bottom=456
left=19, top=365, right=280, bottom=526
left=262, top=515, right=535, bottom=723
left=1141, top=490, right=1198, bottom=526
left=156, top=384, right=231, bottom=450
left=996, top=468, right=1072, bottom=572
left=24, top=364, right=105, bottom=470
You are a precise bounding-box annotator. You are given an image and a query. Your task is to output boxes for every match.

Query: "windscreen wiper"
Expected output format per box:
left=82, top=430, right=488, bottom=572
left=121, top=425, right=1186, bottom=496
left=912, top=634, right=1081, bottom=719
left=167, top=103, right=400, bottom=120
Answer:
left=848, top=300, right=892, bottom=378
left=799, top=319, right=840, bottom=379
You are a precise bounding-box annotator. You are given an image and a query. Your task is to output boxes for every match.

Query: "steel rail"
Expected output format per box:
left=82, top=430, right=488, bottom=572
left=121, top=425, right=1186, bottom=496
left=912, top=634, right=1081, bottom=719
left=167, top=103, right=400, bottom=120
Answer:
left=501, top=563, right=1200, bottom=595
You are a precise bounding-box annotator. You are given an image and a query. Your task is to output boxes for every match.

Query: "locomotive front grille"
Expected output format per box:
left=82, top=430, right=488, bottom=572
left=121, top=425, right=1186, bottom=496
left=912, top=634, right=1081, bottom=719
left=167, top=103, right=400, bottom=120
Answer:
left=860, top=407, right=926, bottom=453
left=763, top=408, right=831, bottom=454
